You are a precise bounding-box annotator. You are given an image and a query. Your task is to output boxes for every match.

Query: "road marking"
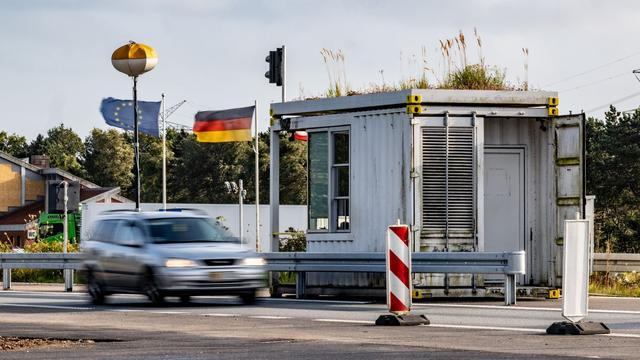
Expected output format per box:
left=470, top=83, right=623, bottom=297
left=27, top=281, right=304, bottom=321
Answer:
left=264, top=298, right=371, bottom=305
left=110, top=309, right=143, bottom=313
left=151, top=311, right=187, bottom=315
left=249, top=315, right=291, bottom=320
left=203, top=313, right=240, bottom=317
left=415, top=303, right=640, bottom=315
left=0, top=303, right=92, bottom=310
left=429, top=323, right=545, bottom=333
left=313, top=318, right=374, bottom=324
left=603, top=332, right=640, bottom=338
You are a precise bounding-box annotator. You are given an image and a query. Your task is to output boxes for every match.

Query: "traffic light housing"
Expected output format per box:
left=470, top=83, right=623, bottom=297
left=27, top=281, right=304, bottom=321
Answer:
left=47, top=180, right=80, bottom=213
left=265, top=47, right=283, bottom=86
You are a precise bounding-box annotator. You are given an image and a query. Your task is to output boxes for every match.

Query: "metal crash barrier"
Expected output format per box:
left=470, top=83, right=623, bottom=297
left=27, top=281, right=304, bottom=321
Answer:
left=1, top=251, right=526, bottom=304
left=0, top=253, right=84, bottom=292
left=263, top=251, right=526, bottom=305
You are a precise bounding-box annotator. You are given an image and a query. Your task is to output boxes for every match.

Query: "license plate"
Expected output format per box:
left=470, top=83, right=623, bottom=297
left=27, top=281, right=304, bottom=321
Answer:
left=209, top=272, right=224, bottom=281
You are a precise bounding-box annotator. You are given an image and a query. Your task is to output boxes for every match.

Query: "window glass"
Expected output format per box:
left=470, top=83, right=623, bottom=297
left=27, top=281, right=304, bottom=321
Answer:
left=147, top=217, right=237, bottom=244
left=308, top=132, right=329, bottom=230
left=93, top=219, right=119, bottom=243
left=114, top=222, right=145, bottom=245
left=334, top=132, right=349, bottom=164
left=336, top=199, right=350, bottom=230
left=336, top=166, right=349, bottom=197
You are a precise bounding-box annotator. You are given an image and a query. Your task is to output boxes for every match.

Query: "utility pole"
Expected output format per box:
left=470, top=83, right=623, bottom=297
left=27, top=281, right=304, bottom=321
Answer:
left=61, top=181, right=72, bottom=292
left=254, top=100, right=260, bottom=252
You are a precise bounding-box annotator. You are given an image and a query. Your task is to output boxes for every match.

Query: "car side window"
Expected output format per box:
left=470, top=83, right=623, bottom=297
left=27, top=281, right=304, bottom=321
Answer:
left=113, top=221, right=146, bottom=246
left=94, top=219, right=119, bottom=243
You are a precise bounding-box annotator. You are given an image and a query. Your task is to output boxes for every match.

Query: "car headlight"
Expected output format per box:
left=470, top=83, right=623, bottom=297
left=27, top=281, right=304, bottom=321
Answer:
left=240, top=257, right=266, bottom=266
left=165, top=258, right=198, bottom=268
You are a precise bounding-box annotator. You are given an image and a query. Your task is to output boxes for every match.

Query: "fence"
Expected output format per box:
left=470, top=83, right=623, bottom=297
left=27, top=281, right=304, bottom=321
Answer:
left=593, top=253, right=640, bottom=272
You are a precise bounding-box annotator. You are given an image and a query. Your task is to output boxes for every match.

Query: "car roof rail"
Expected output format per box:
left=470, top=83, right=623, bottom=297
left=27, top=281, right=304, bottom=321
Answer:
left=158, top=208, right=209, bottom=216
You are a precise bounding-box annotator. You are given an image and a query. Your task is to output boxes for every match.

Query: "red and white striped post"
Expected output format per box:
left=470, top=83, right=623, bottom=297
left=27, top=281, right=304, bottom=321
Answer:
left=376, top=223, right=429, bottom=326
left=386, top=224, right=412, bottom=314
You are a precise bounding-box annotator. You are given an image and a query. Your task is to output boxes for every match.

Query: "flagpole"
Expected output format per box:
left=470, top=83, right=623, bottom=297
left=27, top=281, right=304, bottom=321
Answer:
left=254, top=100, right=260, bottom=252
left=161, top=93, right=167, bottom=211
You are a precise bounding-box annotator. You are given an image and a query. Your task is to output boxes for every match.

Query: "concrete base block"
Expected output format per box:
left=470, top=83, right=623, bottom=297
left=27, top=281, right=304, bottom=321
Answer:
left=375, top=314, right=430, bottom=326
left=546, top=321, right=610, bottom=335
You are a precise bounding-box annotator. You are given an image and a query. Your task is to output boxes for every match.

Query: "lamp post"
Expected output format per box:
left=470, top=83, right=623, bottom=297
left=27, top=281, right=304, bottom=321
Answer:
left=111, top=41, right=158, bottom=211
left=225, top=180, right=247, bottom=246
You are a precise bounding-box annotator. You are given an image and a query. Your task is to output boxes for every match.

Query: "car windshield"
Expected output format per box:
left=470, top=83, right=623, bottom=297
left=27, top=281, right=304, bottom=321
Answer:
left=147, top=217, right=238, bottom=244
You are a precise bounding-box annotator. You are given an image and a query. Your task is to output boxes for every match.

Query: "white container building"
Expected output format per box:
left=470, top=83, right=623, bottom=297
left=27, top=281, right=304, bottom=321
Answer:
left=268, top=89, right=584, bottom=295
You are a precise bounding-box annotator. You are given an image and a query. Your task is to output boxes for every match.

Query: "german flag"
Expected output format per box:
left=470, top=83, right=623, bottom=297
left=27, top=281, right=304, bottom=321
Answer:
left=193, top=106, right=254, bottom=143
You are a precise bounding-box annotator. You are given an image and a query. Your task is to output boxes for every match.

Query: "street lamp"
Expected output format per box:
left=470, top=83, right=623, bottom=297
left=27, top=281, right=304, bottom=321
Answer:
left=111, top=41, right=158, bottom=211
left=225, top=180, right=247, bottom=245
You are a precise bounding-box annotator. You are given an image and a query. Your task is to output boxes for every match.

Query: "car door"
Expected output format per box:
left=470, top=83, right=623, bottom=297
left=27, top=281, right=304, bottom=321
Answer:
left=110, top=220, right=147, bottom=289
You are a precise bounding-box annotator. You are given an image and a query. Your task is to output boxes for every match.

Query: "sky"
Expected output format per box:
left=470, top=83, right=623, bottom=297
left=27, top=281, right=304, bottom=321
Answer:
left=2, top=0, right=640, bottom=141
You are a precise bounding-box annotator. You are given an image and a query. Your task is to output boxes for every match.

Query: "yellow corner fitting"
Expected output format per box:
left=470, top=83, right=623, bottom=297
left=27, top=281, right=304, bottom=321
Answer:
left=412, top=289, right=424, bottom=299
left=407, top=105, right=423, bottom=114
left=548, top=289, right=560, bottom=299
left=407, top=94, right=422, bottom=104
left=548, top=107, right=559, bottom=117
left=548, top=97, right=559, bottom=107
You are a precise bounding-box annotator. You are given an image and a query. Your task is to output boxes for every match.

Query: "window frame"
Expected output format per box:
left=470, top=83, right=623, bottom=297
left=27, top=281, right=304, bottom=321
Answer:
left=307, top=126, right=351, bottom=234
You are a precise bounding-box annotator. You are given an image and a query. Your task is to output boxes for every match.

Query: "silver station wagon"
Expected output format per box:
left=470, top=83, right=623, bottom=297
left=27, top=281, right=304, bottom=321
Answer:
left=82, top=211, right=266, bottom=305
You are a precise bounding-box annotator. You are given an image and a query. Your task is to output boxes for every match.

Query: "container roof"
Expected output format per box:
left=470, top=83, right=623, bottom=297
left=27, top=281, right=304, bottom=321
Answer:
left=271, top=89, right=558, bottom=117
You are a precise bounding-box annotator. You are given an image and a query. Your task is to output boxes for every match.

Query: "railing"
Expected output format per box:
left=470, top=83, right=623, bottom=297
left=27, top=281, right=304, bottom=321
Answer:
left=593, top=253, right=640, bottom=272
left=0, top=251, right=526, bottom=305
left=0, top=253, right=83, bottom=291
left=265, top=251, right=525, bottom=305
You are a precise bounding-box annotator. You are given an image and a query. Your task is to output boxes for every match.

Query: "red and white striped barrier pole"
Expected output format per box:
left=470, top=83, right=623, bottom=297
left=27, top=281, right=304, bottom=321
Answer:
left=376, top=223, right=429, bottom=326
left=386, top=224, right=412, bottom=314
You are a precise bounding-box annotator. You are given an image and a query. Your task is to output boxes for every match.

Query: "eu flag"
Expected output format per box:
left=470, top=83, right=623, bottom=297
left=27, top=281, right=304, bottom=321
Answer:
left=100, top=97, right=161, bottom=137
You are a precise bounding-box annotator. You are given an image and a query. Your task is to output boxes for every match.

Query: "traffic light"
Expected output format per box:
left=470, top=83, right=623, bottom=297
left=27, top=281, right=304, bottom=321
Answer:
left=47, top=181, right=80, bottom=213
left=265, top=47, right=283, bottom=86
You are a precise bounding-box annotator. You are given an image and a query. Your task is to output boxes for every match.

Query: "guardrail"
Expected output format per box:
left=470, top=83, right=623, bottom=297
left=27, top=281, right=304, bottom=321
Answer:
left=264, top=251, right=525, bottom=305
left=593, top=253, right=640, bottom=272
left=0, top=253, right=83, bottom=291
left=0, top=251, right=525, bottom=305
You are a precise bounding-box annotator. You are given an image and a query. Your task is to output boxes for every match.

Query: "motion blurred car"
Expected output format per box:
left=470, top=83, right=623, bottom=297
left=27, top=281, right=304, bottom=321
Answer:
left=82, top=211, right=266, bottom=305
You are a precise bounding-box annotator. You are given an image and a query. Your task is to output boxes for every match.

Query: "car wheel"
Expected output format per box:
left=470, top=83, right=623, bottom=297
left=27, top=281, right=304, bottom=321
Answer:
left=240, top=290, right=257, bottom=305
left=87, top=271, right=105, bottom=305
left=143, top=271, right=164, bottom=305
left=179, top=295, right=191, bottom=303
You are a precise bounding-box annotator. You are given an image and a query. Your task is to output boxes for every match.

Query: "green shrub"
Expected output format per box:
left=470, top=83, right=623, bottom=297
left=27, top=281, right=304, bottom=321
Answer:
left=441, top=64, right=507, bottom=90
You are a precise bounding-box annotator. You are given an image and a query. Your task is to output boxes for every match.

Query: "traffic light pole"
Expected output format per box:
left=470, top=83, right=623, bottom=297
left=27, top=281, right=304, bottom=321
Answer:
left=281, top=45, right=286, bottom=102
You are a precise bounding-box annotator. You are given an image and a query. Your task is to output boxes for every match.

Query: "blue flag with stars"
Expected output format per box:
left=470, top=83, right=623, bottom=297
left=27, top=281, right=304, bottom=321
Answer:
left=100, top=97, right=161, bottom=137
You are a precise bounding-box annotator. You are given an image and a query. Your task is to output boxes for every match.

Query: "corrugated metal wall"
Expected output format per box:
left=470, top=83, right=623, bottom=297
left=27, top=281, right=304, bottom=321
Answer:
left=296, top=109, right=412, bottom=288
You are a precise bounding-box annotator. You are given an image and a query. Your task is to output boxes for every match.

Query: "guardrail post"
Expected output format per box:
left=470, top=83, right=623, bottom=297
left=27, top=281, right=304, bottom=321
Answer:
left=3, top=268, right=11, bottom=290
left=295, top=272, right=306, bottom=299
left=64, top=269, right=73, bottom=292
left=504, top=274, right=516, bottom=305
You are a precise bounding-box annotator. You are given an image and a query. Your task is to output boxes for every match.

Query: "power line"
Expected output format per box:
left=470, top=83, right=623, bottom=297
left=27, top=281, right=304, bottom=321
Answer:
left=545, top=51, right=640, bottom=87
left=558, top=72, right=628, bottom=93
left=585, top=89, right=640, bottom=113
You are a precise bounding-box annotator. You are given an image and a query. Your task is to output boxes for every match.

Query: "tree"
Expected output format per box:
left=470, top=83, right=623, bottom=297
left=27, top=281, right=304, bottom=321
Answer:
left=28, top=134, right=47, bottom=157
left=587, top=106, right=640, bottom=253
left=44, top=124, right=85, bottom=176
left=0, top=131, right=29, bottom=158
left=139, top=133, right=173, bottom=203
left=84, top=128, right=134, bottom=190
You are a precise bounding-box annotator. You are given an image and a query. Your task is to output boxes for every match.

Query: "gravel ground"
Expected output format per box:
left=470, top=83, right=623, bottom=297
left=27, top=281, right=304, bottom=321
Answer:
left=0, top=336, right=94, bottom=352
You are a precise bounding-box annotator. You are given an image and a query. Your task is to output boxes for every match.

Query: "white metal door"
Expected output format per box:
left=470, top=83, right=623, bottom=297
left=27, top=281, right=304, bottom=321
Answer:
left=484, top=148, right=525, bottom=282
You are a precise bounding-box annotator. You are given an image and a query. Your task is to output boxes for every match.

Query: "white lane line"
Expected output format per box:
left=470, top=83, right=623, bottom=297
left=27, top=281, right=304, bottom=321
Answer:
left=604, top=333, right=640, bottom=338
left=202, top=313, right=240, bottom=317
left=429, top=323, right=545, bottom=333
left=313, top=318, right=374, bottom=324
left=249, top=315, right=291, bottom=320
left=264, top=298, right=371, bottom=305
left=109, top=309, right=143, bottom=313
left=414, top=303, right=640, bottom=316
left=0, top=303, right=92, bottom=310
left=151, top=311, right=187, bottom=315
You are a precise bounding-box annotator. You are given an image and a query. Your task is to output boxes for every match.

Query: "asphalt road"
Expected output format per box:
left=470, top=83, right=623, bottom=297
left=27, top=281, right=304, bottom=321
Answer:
left=1, top=289, right=639, bottom=359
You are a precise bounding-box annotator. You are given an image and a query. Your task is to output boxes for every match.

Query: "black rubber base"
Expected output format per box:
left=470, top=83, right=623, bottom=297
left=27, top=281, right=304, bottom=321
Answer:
left=546, top=321, right=610, bottom=335
left=375, top=314, right=430, bottom=326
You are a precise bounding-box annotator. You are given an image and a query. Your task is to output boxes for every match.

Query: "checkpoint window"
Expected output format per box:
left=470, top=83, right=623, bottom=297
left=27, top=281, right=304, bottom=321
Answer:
left=308, top=128, right=350, bottom=232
